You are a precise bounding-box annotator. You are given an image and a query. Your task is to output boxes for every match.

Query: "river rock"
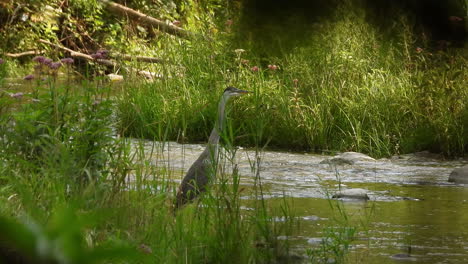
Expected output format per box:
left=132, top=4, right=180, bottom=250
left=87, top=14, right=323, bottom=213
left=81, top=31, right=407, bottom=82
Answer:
left=320, top=152, right=375, bottom=165
left=390, top=246, right=417, bottom=261
left=448, top=165, right=468, bottom=184
left=332, top=188, right=370, bottom=200
left=394, top=151, right=444, bottom=162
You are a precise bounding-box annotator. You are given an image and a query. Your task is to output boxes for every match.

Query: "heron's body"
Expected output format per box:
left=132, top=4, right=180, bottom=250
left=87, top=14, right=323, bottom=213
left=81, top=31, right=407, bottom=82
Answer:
left=175, top=87, right=248, bottom=209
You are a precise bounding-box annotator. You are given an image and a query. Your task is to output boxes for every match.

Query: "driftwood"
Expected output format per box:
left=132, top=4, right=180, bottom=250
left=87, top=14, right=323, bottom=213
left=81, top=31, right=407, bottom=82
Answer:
left=38, top=39, right=161, bottom=79
left=101, top=0, right=193, bottom=40
left=5, top=50, right=44, bottom=58
left=111, top=53, right=165, bottom=64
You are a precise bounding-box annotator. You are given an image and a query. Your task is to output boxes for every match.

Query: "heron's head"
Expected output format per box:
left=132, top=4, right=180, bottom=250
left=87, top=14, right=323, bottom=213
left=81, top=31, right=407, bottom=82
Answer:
left=223, top=86, right=250, bottom=99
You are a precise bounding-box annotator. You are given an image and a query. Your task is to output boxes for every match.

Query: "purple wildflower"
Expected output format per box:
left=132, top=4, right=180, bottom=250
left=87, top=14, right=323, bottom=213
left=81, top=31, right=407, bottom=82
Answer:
left=97, top=49, right=109, bottom=58
left=24, top=74, right=34, bottom=81
left=0, top=58, right=4, bottom=64
left=33, top=56, right=46, bottom=64
left=43, top=58, right=53, bottom=65
left=49, top=62, right=62, bottom=70
left=10, top=92, right=24, bottom=99
left=251, top=66, right=259, bottom=72
left=60, top=57, right=74, bottom=64
left=91, top=49, right=109, bottom=60
left=91, top=53, right=103, bottom=59
left=268, top=64, right=279, bottom=71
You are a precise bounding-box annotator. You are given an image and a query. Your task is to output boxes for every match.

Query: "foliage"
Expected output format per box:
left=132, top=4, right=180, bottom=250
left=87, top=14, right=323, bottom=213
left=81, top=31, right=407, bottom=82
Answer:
left=1, top=82, right=114, bottom=186
left=0, top=58, right=6, bottom=87
left=0, top=206, right=138, bottom=264
left=0, top=0, right=229, bottom=54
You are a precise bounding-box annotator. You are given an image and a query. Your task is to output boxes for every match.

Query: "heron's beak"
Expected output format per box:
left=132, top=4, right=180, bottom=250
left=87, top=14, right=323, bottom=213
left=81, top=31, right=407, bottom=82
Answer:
left=237, top=89, right=250, bottom=95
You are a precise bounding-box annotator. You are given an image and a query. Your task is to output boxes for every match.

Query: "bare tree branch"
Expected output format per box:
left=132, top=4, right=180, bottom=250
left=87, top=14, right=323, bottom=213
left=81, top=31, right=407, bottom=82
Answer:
left=100, top=0, right=194, bottom=40
left=111, top=53, right=166, bottom=64
left=5, top=51, right=44, bottom=58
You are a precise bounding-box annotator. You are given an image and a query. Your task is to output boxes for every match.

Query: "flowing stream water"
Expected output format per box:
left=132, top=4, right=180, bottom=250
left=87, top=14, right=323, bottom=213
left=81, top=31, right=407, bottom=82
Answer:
left=137, top=139, right=468, bottom=263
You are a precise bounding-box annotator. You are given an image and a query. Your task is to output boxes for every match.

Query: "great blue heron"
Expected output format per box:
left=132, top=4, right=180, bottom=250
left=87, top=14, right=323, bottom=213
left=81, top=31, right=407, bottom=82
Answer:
left=175, top=86, right=249, bottom=209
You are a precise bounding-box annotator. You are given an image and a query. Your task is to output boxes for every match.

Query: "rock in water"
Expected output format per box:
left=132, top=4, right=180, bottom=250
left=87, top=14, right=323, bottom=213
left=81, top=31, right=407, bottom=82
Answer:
left=390, top=246, right=417, bottom=261
left=448, top=165, right=468, bottom=184
left=390, top=253, right=417, bottom=262
left=332, top=188, right=370, bottom=200
left=320, top=152, right=375, bottom=165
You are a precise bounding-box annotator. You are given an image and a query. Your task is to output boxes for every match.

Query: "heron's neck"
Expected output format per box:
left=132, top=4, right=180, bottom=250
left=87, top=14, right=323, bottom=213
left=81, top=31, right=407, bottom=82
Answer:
left=208, top=94, right=229, bottom=145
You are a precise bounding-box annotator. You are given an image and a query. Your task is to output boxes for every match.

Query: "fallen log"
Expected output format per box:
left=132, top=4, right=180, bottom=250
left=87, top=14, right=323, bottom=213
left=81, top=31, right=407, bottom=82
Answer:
left=39, top=39, right=165, bottom=65
left=111, top=53, right=165, bottom=64
left=38, top=39, right=162, bottom=80
left=101, top=0, right=193, bottom=40
left=39, top=39, right=115, bottom=66
left=5, top=50, right=44, bottom=58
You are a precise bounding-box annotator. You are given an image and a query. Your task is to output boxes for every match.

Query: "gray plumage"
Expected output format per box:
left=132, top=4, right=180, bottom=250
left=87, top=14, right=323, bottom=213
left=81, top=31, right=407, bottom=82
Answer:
left=175, top=86, right=249, bottom=209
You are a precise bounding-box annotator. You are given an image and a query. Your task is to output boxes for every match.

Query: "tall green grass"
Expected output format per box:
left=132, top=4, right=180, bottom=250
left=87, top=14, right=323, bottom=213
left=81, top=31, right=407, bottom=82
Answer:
left=117, top=2, right=467, bottom=158
left=0, top=72, right=298, bottom=263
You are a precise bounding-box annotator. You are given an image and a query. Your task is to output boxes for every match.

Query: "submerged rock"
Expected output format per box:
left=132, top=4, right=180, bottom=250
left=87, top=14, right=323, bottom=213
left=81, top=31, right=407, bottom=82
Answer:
left=390, top=253, right=417, bottom=262
left=302, top=215, right=322, bottom=221
left=411, top=151, right=444, bottom=160
left=448, top=165, right=468, bottom=184
left=394, top=151, right=445, bottom=162
left=307, top=237, right=324, bottom=245
left=390, top=246, right=417, bottom=261
left=332, top=188, right=370, bottom=200
left=320, top=152, right=375, bottom=165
